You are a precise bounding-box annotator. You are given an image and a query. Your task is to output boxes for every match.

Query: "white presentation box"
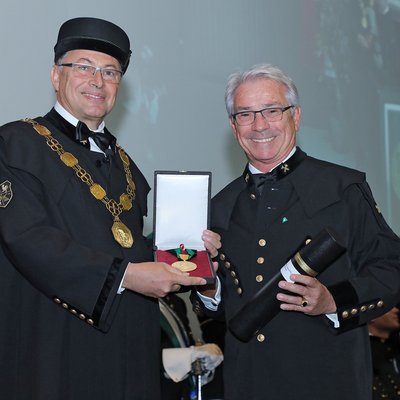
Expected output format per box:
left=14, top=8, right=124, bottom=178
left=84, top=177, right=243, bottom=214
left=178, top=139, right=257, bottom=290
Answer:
left=153, top=171, right=215, bottom=284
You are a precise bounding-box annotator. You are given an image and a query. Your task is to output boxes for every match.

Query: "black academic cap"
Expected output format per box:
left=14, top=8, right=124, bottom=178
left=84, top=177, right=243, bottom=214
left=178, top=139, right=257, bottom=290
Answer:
left=54, top=17, right=131, bottom=74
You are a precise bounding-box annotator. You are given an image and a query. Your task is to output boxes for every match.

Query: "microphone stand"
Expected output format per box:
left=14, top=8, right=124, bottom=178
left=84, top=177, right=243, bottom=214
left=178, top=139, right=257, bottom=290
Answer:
left=191, top=358, right=206, bottom=400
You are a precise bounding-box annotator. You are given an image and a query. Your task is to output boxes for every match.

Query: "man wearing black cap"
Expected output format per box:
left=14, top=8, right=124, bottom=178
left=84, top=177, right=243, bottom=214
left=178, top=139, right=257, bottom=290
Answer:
left=0, top=17, right=220, bottom=399
left=192, top=64, right=400, bottom=400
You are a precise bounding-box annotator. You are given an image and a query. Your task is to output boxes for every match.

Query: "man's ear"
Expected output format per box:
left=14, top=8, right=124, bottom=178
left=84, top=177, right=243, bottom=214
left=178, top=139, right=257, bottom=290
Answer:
left=50, top=65, right=60, bottom=92
left=229, top=116, right=238, bottom=139
left=293, top=106, right=302, bottom=132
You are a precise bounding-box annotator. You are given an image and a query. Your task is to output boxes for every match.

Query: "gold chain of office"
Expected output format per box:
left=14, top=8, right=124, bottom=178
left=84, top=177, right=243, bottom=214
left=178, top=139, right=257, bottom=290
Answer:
left=22, top=118, right=135, bottom=248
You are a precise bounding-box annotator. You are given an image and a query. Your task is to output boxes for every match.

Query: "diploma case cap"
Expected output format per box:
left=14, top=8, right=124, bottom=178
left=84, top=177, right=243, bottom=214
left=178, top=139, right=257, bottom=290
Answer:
left=54, top=17, right=131, bottom=74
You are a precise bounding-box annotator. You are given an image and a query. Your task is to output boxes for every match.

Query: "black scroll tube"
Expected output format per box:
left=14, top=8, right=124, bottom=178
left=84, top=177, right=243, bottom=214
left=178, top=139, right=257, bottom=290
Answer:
left=228, top=227, right=346, bottom=343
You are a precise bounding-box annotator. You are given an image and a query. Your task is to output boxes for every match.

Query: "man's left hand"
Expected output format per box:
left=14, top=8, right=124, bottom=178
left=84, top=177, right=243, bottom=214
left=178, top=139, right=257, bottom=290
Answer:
left=202, top=229, right=221, bottom=258
left=277, top=274, right=337, bottom=315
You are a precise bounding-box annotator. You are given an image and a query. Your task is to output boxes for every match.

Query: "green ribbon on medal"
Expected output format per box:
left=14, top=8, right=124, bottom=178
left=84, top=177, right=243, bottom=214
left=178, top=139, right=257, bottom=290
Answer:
left=171, top=244, right=197, bottom=272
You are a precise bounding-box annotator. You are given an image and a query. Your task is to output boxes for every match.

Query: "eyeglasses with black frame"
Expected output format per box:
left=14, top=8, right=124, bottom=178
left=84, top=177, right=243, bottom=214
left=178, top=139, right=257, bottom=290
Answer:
left=58, top=63, right=123, bottom=84
left=232, top=105, right=295, bottom=126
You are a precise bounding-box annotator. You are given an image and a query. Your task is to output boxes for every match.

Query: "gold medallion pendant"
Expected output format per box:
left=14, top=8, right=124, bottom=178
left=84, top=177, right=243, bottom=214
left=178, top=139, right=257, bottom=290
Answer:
left=171, top=249, right=197, bottom=272
left=171, top=260, right=197, bottom=272
left=112, top=219, right=134, bottom=248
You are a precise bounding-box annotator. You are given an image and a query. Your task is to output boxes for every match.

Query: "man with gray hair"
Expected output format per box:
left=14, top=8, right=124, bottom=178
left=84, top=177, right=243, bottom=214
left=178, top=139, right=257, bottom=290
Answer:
left=193, top=63, right=400, bottom=399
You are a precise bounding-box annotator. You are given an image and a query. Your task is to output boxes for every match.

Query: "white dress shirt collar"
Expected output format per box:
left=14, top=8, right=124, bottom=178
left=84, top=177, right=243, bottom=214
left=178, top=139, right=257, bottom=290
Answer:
left=54, top=102, right=105, bottom=133
left=248, top=146, right=296, bottom=174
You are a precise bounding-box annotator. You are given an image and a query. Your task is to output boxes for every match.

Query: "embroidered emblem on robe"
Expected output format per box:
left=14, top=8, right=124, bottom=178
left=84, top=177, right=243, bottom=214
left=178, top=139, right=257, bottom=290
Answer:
left=0, top=180, right=13, bottom=208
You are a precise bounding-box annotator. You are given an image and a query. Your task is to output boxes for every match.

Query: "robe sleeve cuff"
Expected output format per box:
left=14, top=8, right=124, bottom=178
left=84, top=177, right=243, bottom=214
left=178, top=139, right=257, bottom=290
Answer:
left=328, top=280, right=360, bottom=331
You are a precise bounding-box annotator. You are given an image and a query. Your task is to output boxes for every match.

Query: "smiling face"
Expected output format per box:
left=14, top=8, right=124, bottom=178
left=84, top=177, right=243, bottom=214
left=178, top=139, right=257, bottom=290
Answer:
left=229, top=78, right=301, bottom=172
left=51, top=49, right=121, bottom=130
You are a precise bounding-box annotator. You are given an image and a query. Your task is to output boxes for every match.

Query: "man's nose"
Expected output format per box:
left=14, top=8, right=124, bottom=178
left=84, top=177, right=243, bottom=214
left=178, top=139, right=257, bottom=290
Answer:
left=252, top=111, right=270, bottom=130
left=90, top=68, right=104, bottom=87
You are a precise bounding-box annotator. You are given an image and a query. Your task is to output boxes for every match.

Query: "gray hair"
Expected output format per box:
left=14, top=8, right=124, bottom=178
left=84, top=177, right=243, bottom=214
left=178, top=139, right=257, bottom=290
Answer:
left=224, top=64, right=300, bottom=116
left=55, top=52, right=68, bottom=67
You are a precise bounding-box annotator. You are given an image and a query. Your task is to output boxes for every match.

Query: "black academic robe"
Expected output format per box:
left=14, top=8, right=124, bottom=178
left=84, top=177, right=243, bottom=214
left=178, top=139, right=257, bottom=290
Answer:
left=0, top=117, right=160, bottom=399
left=370, top=334, right=400, bottom=399
left=193, top=148, right=400, bottom=400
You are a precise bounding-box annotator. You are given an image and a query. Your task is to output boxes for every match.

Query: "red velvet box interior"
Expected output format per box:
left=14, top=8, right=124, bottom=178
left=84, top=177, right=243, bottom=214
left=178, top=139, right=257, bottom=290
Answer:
left=155, top=249, right=215, bottom=284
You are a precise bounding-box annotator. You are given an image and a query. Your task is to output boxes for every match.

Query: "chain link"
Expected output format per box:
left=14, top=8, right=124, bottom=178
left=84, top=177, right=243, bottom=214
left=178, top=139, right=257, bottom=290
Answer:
left=23, top=118, right=136, bottom=220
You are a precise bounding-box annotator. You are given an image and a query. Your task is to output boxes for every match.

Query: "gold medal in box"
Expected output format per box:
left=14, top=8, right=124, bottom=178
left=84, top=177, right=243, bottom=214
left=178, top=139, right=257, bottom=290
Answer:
left=171, top=244, right=197, bottom=272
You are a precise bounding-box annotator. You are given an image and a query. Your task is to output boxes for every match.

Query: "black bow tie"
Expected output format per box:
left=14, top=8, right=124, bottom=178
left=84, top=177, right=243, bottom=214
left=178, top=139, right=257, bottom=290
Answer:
left=76, top=121, right=115, bottom=154
left=252, top=169, right=278, bottom=193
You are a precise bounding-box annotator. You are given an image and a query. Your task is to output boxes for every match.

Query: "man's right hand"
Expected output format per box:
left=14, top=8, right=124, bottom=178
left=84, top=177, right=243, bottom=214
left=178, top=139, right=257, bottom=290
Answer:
left=122, top=262, right=207, bottom=298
